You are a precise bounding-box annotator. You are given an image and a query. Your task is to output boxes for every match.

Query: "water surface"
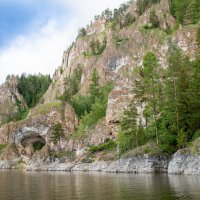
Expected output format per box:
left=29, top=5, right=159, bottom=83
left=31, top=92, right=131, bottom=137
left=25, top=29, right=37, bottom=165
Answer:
left=0, top=171, right=200, bottom=200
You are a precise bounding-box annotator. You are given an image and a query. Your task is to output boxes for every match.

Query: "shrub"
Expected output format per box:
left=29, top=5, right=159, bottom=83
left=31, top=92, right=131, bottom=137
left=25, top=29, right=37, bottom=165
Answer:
left=90, top=37, right=107, bottom=55
left=197, top=26, right=200, bottom=47
left=50, top=150, right=75, bottom=160
left=137, top=0, right=161, bottom=16
left=149, top=9, right=160, bottom=28
left=76, top=83, right=113, bottom=137
left=59, top=65, right=83, bottom=103
left=89, top=141, right=117, bottom=153
left=192, top=130, right=200, bottom=140
left=71, top=95, right=93, bottom=118
left=170, top=0, right=200, bottom=25
left=51, top=123, right=64, bottom=144
left=78, top=27, right=86, bottom=37
left=0, top=144, right=7, bottom=151
left=33, top=142, right=45, bottom=151
left=123, top=13, right=136, bottom=27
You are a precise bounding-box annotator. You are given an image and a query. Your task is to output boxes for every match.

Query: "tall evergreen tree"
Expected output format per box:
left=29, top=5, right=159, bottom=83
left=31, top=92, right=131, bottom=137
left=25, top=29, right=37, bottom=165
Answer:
left=89, top=69, right=100, bottom=103
left=162, top=46, right=191, bottom=142
left=119, top=100, right=139, bottom=152
left=142, top=52, right=160, bottom=144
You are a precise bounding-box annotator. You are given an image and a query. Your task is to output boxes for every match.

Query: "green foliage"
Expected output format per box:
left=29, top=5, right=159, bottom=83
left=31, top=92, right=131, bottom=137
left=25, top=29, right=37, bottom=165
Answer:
left=50, top=150, right=75, bottom=161
left=75, top=70, right=112, bottom=137
left=143, top=24, right=154, bottom=30
left=76, top=81, right=113, bottom=138
left=170, top=0, right=200, bottom=25
left=14, top=109, right=29, bottom=121
left=0, top=144, right=7, bottom=152
left=177, top=129, right=188, bottom=148
left=89, top=37, right=107, bottom=55
left=89, top=69, right=100, bottom=102
left=114, top=35, right=130, bottom=47
left=119, top=52, right=161, bottom=154
left=17, top=74, right=51, bottom=108
left=142, top=52, right=160, bottom=144
left=104, top=2, right=132, bottom=30
left=149, top=9, right=160, bottom=28
left=192, top=130, right=200, bottom=140
left=78, top=27, right=86, bottom=37
left=158, top=45, right=200, bottom=152
left=123, top=141, right=165, bottom=157
left=119, top=100, right=140, bottom=152
left=33, top=142, right=45, bottom=151
left=136, top=0, right=161, bottom=16
left=159, top=134, right=177, bottom=154
left=6, top=108, right=29, bottom=123
left=51, top=123, right=64, bottom=144
left=197, top=26, right=200, bottom=47
left=59, top=65, right=83, bottom=102
left=89, top=140, right=117, bottom=153
left=71, top=95, right=93, bottom=118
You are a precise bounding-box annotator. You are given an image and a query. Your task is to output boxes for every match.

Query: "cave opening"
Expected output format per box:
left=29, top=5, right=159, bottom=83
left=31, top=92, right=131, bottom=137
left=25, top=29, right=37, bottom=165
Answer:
left=21, top=135, right=46, bottom=151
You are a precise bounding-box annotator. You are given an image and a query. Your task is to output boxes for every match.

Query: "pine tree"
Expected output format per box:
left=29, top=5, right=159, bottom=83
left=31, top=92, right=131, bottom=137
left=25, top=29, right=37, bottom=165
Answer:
left=187, top=57, right=200, bottom=133
left=89, top=69, right=100, bottom=103
left=119, top=100, right=139, bottom=152
left=162, top=45, right=191, bottom=142
left=143, top=52, right=160, bottom=144
left=51, top=123, right=64, bottom=145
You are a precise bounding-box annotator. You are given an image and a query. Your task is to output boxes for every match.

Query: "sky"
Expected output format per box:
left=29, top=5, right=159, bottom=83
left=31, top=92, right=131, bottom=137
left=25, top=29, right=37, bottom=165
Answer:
left=0, top=0, right=126, bottom=84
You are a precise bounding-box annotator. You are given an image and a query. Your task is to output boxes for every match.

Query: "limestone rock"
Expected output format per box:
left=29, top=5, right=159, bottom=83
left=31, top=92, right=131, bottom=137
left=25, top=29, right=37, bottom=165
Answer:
left=0, top=76, right=27, bottom=126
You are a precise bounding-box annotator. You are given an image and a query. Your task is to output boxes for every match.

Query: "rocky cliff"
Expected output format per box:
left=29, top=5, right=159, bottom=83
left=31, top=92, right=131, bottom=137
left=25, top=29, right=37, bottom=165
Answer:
left=0, top=0, right=200, bottom=174
left=0, top=76, right=27, bottom=126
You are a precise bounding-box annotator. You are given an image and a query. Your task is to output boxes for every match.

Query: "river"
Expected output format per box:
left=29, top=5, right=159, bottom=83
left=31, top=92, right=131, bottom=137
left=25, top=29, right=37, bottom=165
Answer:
left=0, top=171, right=200, bottom=200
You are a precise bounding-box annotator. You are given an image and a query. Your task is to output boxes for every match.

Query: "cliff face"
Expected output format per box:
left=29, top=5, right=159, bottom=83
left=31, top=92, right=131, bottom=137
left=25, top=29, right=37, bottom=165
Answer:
left=0, top=0, right=199, bottom=174
left=0, top=76, right=27, bottom=126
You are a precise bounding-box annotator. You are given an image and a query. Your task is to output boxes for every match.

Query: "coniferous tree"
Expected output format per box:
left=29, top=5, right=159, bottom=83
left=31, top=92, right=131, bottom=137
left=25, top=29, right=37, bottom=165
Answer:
left=161, top=46, right=191, bottom=143
left=119, top=100, right=139, bottom=152
left=51, top=123, right=64, bottom=145
left=89, top=69, right=100, bottom=103
left=143, top=52, right=160, bottom=144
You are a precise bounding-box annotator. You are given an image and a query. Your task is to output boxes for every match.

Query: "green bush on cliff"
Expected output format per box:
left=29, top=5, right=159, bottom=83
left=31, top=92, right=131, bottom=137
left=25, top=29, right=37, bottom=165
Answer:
left=51, top=123, right=64, bottom=144
left=170, top=0, right=200, bottom=25
left=59, top=65, right=83, bottom=103
left=0, top=144, right=7, bottom=152
left=76, top=84, right=112, bottom=137
left=74, top=70, right=113, bottom=138
left=89, top=37, right=107, bottom=56
left=136, top=0, right=161, bottom=16
left=89, top=140, right=117, bottom=153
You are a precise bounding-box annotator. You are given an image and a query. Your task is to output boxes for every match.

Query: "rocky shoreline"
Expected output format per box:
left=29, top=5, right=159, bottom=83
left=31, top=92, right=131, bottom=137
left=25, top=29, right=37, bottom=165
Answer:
left=1, top=151, right=200, bottom=175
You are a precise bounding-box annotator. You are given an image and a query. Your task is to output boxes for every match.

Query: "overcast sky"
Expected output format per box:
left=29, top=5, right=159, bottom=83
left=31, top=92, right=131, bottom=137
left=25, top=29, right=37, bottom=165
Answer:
left=0, top=0, right=126, bottom=83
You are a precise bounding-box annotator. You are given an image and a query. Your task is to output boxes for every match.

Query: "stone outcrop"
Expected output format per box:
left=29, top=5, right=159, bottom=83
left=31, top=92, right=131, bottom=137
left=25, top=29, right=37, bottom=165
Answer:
left=168, top=152, right=200, bottom=175
left=168, top=139, right=200, bottom=175
left=0, top=76, right=27, bottom=126
left=17, top=154, right=169, bottom=173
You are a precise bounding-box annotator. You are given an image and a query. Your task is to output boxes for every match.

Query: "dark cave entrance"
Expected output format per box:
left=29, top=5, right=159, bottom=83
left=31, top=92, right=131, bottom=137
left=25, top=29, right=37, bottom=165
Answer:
left=21, top=135, right=46, bottom=151
left=32, top=141, right=45, bottom=151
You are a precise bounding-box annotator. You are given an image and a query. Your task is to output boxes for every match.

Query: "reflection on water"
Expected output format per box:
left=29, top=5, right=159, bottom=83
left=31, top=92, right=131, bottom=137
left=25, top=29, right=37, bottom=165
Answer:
left=0, top=171, right=199, bottom=200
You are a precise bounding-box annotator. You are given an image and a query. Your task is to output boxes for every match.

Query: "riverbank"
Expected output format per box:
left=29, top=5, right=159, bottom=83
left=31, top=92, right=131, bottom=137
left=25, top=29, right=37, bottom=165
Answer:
left=1, top=150, right=200, bottom=175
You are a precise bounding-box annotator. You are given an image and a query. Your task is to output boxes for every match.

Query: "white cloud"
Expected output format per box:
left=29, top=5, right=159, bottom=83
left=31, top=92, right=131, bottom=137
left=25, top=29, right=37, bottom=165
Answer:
left=0, top=0, right=126, bottom=83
